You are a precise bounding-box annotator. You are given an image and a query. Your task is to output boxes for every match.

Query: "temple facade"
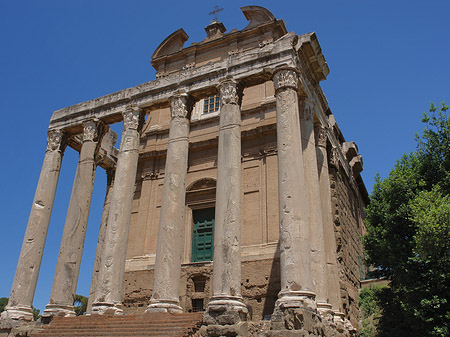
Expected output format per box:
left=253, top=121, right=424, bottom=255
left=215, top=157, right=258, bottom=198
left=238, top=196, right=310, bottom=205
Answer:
left=3, top=6, right=367, bottom=336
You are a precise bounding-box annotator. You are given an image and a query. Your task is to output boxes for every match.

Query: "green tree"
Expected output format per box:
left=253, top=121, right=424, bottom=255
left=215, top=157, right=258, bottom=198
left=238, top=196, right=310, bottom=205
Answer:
left=0, top=297, right=8, bottom=313
left=73, top=294, right=88, bottom=316
left=363, top=102, right=450, bottom=337
left=32, top=306, right=41, bottom=321
left=359, top=285, right=384, bottom=337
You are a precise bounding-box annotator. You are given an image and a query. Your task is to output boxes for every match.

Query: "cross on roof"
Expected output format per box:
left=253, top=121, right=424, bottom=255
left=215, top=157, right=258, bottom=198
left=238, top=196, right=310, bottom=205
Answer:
left=209, top=5, right=224, bottom=21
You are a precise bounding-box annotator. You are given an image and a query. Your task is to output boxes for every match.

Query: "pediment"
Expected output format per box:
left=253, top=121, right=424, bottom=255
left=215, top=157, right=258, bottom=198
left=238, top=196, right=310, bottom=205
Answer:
left=152, top=28, right=189, bottom=60
left=241, top=6, right=276, bottom=30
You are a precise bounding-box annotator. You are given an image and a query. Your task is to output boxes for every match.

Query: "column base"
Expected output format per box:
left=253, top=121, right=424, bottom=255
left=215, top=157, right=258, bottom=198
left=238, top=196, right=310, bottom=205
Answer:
left=201, top=295, right=248, bottom=336
left=269, top=291, right=323, bottom=335
left=1, top=305, right=33, bottom=321
left=41, top=304, right=76, bottom=318
left=317, top=302, right=334, bottom=322
left=146, top=299, right=183, bottom=313
left=90, top=302, right=124, bottom=315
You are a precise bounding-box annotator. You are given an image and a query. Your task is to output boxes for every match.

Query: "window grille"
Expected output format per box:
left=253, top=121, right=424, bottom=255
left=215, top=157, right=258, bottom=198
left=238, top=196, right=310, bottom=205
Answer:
left=203, top=95, right=220, bottom=114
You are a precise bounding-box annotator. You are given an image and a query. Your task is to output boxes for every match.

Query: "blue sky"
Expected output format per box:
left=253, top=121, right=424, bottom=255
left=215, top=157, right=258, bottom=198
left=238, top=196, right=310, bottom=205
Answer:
left=0, top=0, right=449, bottom=313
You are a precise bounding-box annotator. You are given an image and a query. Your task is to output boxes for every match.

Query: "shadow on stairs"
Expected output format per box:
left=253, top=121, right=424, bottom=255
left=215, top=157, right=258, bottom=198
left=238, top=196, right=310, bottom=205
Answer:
left=31, top=312, right=204, bottom=337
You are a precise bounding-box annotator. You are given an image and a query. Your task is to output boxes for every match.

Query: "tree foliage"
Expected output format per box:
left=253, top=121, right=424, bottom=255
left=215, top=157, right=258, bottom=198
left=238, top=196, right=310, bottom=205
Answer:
left=359, top=285, right=384, bottom=337
left=363, top=102, right=450, bottom=337
left=0, top=297, right=8, bottom=313
left=73, top=294, right=88, bottom=316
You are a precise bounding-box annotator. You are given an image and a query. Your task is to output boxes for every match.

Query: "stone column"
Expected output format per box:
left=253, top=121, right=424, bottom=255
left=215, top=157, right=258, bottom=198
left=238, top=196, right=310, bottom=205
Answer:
left=86, top=168, right=115, bottom=314
left=42, top=121, right=103, bottom=318
left=3, top=131, right=65, bottom=321
left=315, top=126, right=344, bottom=316
left=91, top=105, right=142, bottom=315
left=203, top=79, right=247, bottom=331
left=300, top=102, right=332, bottom=316
left=273, top=68, right=316, bottom=312
left=147, top=93, right=191, bottom=313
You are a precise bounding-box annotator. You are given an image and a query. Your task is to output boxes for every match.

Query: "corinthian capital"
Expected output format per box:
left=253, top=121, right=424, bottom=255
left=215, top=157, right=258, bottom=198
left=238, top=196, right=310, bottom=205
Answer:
left=273, top=68, right=298, bottom=92
left=47, top=130, right=64, bottom=152
left=218, top=79, right=241, bottom=105
left=123, top=105, right=141, bottom=130
left=316, top=126, right=328, bottom=148
left=170, top=94, right=192, bottom=119
left=83, top=120, right=99, bottom=142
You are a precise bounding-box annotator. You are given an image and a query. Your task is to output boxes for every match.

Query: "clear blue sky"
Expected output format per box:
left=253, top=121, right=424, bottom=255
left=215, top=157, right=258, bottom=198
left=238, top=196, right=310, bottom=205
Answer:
left=1, top=0, right=449, bottom=313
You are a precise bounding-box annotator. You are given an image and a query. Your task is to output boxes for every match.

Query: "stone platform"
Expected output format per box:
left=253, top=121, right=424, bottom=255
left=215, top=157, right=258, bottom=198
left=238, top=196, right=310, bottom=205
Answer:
left=29, top=312, right=202, bottom=337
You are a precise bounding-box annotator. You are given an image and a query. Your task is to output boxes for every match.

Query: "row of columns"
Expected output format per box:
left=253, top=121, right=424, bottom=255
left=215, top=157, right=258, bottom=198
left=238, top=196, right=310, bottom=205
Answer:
left=4, top=67, right=344, bottom=324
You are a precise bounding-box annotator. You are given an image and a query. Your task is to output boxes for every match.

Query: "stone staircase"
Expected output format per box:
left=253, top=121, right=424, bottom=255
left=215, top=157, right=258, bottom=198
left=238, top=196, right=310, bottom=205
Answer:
left=30, top=312, right=203, bottom=337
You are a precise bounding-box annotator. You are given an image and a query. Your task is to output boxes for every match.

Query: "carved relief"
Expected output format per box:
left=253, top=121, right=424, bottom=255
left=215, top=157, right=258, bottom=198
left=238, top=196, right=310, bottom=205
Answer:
left=316, top=126, right=328, bottom=148
left=123, top=105, right=140, bottom=130
left=170, top=95, right=191, bottom=118
left=273, top=69, right=298, bottom=92
left=330, top=147, right=341, bottom=169
left=219, top=80, right=239, bottom=105
left=299, top=100, right=314, bottom=122
left=47, top=130, right=63, bottom=151
left=83, top=121, right=98, bottom=142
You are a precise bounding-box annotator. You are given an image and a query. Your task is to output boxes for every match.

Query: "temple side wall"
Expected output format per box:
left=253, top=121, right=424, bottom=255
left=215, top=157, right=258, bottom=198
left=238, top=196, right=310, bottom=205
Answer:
left=329, top=163, right=366, bottom=327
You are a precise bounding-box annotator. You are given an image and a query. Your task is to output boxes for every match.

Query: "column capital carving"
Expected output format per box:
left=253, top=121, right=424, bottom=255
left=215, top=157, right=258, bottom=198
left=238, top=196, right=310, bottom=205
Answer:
left=330, top=147, right=341, bottom=169
left=170, top=93, right=192, bottom=119
left=299, top=100, right=315, bottom=122
left=82, top=120, right=103, bottom=142
left=123, top=105, right=141, bottom=130
left=218, top=78, right=242, bottom=106
left=46, top=130, right=64, bottom=152
left=273, top=68, right=298, bottom=92
left=316, top=126, right=328, bottom=148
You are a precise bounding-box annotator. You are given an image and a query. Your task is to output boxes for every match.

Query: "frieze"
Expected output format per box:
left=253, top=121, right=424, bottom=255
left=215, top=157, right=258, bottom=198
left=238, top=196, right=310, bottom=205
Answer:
left=273, top=69, right=298, bottom=92
left=47, top=130, right=64, bottom=152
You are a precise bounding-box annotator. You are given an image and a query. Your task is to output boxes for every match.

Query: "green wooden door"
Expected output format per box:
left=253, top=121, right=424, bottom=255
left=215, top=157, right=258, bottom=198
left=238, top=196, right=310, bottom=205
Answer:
left=192, top=208, right=215, bottom=262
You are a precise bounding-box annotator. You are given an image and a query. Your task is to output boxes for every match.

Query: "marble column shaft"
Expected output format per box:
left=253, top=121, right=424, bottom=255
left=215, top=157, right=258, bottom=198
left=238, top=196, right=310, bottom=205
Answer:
left=92, top=106, right=141, bottom=315
left=147, top=94, right=191, bottom=313
left=208, top=79, right=246, bottom=311
left=273, top=69, right=315, bottom=307
left=87, top=169, right=115, bottom=314
left=44, top=121, right=102, bottom=317
left=316, top=126, right=343, bottom=313
left=4, top=131, right=65, bottom=321
left=300, top=102, right=330, bottom=311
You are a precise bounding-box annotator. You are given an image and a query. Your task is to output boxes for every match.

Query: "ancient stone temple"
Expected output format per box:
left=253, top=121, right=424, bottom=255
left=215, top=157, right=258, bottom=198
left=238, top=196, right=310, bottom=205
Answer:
left=3, top=6, right=367, bottom=337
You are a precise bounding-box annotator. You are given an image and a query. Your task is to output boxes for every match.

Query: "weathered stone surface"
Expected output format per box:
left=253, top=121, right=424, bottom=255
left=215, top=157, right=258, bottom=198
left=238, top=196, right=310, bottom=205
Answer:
left=273, top=68, right=314, bottom=305
left=43, top=121, right=103, bottom=318
left=4, top=131, right=65, bottom=321
left=204, top=78, right=247, bottom=327
left=91, top=106, right=142, bottom=315
left=147, top=94, right=192, bottom=313
left=315, top=126, right=342, bottom=314
left=299, top=100, right=329, bottom=310
left=87, top=169, right=115, bottom=314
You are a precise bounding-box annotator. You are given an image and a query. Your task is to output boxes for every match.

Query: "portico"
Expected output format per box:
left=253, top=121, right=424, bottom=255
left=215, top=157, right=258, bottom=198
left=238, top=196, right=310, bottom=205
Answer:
left=3, top=6, right=366, bottom=336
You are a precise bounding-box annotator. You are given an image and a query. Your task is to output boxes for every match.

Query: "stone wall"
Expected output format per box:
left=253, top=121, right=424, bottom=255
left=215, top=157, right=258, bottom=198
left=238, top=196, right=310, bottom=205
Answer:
left=329, top=162, right=366, bottom=327
left=123, top=259, right=281, bottom=321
